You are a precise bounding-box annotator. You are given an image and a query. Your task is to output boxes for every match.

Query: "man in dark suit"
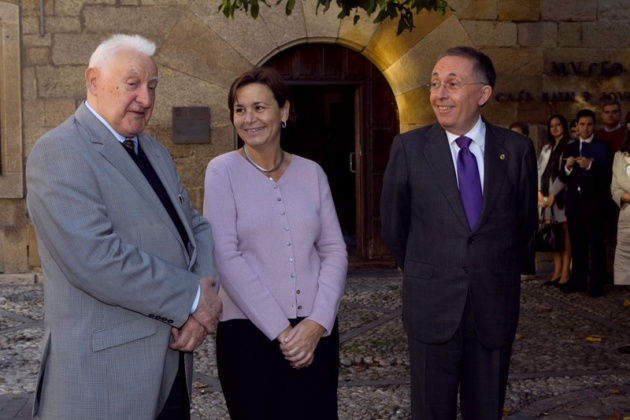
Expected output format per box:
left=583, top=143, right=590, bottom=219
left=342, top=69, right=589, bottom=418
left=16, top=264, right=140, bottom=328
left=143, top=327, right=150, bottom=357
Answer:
left=380, top=46, right=537, bottom=419
left=558, top=109, right=611, bottom=297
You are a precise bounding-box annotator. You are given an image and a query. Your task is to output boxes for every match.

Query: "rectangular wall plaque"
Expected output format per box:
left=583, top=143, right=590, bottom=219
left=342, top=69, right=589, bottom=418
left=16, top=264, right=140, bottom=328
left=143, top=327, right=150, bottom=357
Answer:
left=172, top=106, right=211, bottom=144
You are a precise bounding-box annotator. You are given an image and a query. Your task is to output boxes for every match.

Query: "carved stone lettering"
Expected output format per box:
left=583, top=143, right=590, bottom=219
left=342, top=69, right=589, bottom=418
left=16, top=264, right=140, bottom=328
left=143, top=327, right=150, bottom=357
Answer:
left=550, top=61, right=624, bottom=76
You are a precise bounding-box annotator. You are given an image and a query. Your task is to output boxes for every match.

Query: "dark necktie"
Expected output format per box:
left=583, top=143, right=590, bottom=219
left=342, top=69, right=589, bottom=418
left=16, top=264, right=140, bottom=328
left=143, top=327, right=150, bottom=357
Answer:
left=123, top=138, right=135, bottom=154
left=456, top=136, right=483, bottom=229
left=122, top=139, right=191, bottom=252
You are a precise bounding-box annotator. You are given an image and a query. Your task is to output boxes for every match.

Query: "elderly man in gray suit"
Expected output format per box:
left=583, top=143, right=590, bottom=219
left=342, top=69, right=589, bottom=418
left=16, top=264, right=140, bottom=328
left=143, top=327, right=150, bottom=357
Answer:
left=381, top=46, right=537, bottom=419
left=26, top=34, right=222, bottom=420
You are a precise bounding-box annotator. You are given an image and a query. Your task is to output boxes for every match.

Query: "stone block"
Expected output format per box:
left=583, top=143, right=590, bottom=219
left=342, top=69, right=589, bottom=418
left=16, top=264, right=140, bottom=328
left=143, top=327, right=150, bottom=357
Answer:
left=461, top=20, right=517, bottom=47
left=22, top=33, right=52, bottom=48
left=558, top=23, right=582, bottom=47
left=158, top=13, right=252, bottom=90
left=394, top=88, right=434, bottom=127
left=188, top=0, right=277, bottom=65
left=499, top=0, right=540, bottom=21
left=366, top=8, right=451, bottom=71
left=20, top=17, right=39, bottom=35
left=22, top=68, right=37, bottom=100
left=83, top=5, right=182, bottom=39
left=302, top=0, right=342, bottom=40
left=44, top=98, right=76, bottom=127
left=518, top=22, right=557, bottom=48
left=257, top=0, right=307, bottom=50
left=25, top=47, right=51, bottom=66
left=24, top=126, right=52, bottom=156
left=582, top=22, right=630, bottom=48
left=55, top=0, right=115, bottom=16
left=141, top=0, right=189, bottom=4
left=541, top=0, right=597, bottom=21
left=338, top=8, right=379, bottom=51
left=450, top=0, right=498, bottom=20
left=45, top=16, right=82, bottom=33
left=52, top=34, right=101, bottom=66
left=485, top=47, right=543, bottom=76
left=22, top=100, right=46, bottom=129
left=21, top=0, right=53, bottom=17
left=35, top=65, right=86, bottom=98
left=598, top=0, right=630, bottom=21
left=482, top=100, right=518, bottom=128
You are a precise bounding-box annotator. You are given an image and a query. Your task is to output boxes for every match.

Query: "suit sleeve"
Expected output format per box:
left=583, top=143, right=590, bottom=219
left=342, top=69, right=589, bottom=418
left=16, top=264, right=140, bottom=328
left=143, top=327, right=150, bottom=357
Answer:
left=520, top=139, right=539, bottom=251
left=26, top=136, right=199, bottom=328
left=380, top=134, right=411, bottom=270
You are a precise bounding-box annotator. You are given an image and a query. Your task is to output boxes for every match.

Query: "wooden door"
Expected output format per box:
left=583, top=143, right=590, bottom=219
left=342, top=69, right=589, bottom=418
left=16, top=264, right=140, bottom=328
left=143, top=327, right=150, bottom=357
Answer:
left=265, top=44, right=398, bottom=263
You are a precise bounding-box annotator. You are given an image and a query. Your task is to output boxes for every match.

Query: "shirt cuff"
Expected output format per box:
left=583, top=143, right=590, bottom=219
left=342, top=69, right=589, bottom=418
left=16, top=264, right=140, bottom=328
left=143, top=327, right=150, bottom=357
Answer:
left=190, top=285, right=201, bottom=314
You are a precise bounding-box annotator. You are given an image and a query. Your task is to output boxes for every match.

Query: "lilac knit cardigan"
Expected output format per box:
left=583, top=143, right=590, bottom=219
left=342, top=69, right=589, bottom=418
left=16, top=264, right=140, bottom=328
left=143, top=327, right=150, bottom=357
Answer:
left=203, top=152, right=348, bottom=340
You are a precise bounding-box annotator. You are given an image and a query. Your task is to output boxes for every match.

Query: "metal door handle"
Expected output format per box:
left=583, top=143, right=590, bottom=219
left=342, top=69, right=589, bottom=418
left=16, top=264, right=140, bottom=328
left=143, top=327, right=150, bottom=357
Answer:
left=349, top=152, right=356, bottom=173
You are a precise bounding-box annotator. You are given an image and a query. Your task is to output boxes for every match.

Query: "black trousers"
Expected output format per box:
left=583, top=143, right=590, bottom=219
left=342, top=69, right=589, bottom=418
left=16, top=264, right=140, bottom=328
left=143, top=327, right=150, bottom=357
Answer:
left=408, top=298, right=512, bottom=420
left=156, top=351, right=190, bottom=420
left=216, top=318, right=339, bottom=420
left=567, top=197, right=606, bottom=294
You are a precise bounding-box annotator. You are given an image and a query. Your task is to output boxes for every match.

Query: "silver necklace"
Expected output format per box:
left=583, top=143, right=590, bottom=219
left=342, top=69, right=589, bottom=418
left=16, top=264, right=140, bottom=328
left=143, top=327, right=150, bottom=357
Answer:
left=242, top=145, right=284, bottom=173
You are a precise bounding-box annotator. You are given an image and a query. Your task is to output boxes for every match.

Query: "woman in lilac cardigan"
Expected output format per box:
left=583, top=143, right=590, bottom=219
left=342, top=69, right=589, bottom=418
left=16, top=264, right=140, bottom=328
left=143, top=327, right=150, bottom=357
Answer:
left=203, top=67, right=348, bottom=420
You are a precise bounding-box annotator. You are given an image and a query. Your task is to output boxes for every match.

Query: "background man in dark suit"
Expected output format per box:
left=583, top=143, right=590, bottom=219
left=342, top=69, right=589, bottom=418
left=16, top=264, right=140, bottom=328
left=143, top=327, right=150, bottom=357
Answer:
left=559, top=109, right=611, bottom=297
left=380, top=46, right=537, bottom=419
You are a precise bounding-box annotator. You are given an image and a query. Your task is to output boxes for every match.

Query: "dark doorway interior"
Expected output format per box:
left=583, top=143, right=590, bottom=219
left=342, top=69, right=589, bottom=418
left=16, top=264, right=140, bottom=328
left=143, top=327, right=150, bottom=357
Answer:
left=282, top=85, right=357, bottom=255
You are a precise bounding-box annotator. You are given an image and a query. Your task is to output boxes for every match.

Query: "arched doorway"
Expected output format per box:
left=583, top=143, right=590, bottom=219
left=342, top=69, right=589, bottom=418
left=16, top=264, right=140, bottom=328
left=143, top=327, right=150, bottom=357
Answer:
left=263, top=44, right=399, bottom=266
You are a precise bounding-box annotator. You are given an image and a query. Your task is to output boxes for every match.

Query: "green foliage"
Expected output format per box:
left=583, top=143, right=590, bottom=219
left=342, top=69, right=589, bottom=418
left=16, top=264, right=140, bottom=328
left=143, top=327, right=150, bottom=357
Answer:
left=218, top=0, right=450, bottom=35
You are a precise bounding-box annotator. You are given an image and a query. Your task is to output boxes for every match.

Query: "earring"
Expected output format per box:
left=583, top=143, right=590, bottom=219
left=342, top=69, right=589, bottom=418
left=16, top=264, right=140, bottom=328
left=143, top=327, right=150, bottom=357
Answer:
left=281, top=120, right=287, bottom=129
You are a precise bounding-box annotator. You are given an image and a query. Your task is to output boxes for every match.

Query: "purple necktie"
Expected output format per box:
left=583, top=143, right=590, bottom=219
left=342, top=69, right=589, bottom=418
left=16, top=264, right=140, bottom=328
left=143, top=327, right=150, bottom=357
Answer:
left=456, top=136, right=482, bottom=229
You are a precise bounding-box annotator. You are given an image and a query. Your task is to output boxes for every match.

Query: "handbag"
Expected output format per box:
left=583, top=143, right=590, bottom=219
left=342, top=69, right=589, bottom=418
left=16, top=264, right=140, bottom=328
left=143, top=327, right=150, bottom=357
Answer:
left=535, top=207, right=563, bottom=252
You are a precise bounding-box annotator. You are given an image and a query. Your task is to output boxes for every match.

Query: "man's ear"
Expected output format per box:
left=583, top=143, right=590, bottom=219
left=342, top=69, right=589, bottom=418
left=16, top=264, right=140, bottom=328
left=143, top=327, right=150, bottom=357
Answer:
left=85, top=68, right=99, bottom=95
left=478, top=85, right=493, bottom=107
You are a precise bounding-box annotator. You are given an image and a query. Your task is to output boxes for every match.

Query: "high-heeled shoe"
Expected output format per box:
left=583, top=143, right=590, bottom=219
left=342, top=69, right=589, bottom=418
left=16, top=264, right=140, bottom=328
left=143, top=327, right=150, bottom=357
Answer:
left=543, top=277, right=560, bottom=286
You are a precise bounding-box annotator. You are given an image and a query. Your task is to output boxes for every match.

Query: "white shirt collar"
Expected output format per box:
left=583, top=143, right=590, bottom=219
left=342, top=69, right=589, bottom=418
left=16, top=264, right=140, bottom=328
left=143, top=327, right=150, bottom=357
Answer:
left=445, top=116, right=486, bottom=149
left=580, top=135, right=594, bottom=143
left=84, top=101, right=132, bottom=144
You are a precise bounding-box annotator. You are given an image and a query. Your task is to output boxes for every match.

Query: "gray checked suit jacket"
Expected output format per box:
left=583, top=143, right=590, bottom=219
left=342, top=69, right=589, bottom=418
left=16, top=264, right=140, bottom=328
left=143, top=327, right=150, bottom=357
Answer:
left=381, top=121, right=538, bottom=349
left=26, top=103, right=217, bottom=420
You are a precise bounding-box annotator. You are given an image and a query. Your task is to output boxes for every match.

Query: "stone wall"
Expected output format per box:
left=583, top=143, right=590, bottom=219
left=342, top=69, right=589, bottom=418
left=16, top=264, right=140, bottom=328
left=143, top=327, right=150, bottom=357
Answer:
left=1, top=0, right=629, bottom=272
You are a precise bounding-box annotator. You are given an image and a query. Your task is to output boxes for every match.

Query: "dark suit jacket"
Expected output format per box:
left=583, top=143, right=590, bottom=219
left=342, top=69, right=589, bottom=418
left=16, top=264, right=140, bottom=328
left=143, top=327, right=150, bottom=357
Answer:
left=380, top=121, right=537, bottom=349
left=557, top=138, right=611, bottom=218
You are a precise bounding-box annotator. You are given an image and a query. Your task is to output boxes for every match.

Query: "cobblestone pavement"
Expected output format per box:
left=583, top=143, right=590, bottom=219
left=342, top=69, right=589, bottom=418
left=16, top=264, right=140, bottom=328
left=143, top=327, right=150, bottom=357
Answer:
left=1, top=262, right=629, bottom=419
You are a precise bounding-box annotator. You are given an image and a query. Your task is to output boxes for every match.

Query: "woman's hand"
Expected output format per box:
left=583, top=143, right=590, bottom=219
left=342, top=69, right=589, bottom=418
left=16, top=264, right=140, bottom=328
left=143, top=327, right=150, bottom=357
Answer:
left=621, top=192, right=630, bottom=203
left=546, top=192, right=555, bottom=207
left=279, top=319, right=325, bottom=369
left=538, top=191, right=547, bottom=207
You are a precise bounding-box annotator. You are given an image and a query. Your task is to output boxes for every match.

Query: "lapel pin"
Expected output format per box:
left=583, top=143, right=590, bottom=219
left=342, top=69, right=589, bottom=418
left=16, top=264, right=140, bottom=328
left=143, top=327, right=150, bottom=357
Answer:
left=500, top=154, right=506, bottom=160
